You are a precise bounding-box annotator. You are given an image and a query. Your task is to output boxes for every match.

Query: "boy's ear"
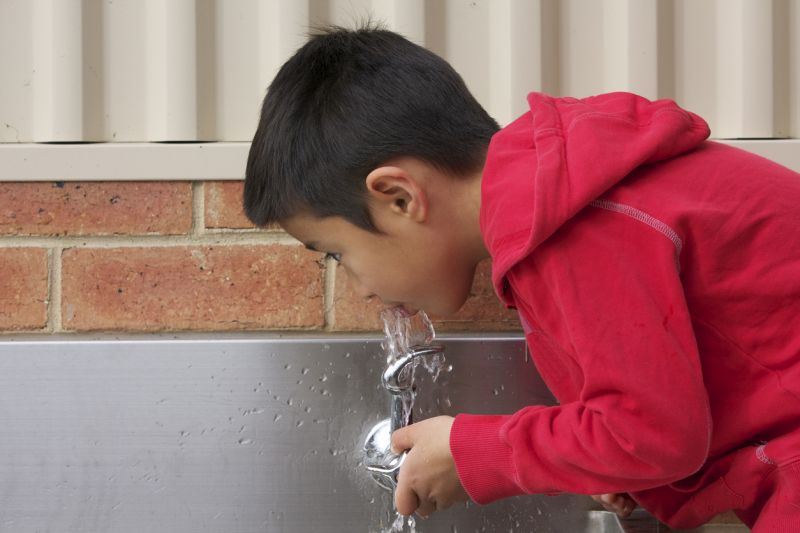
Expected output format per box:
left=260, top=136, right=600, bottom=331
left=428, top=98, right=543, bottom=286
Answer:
left=365, top=166, right=428, bottom=222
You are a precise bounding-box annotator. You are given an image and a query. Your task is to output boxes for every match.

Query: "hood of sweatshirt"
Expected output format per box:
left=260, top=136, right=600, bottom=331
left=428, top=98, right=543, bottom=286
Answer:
left=480, top=92, right=710, bottom=305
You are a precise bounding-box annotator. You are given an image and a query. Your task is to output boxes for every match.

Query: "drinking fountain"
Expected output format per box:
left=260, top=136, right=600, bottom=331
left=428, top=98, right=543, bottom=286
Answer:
left=363, top=344, right=445, bottom=491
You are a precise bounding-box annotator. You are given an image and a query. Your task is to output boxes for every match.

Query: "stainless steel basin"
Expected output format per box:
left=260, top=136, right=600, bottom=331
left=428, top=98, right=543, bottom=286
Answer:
left=0, top=334, right=745, bottom=532
left=587, top=510, right=747, bottom=532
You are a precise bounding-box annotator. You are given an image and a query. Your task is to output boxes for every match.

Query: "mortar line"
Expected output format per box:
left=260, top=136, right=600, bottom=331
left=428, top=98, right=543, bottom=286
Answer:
left=49, top=246, right=62, bottom=332
left=323, top=257, right=337, bottom=331
left=191, top=181, right=204, bottom=237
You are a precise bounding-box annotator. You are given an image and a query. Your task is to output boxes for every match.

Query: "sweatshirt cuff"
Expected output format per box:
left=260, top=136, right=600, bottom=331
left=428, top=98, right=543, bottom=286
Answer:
left=450, top=413, right=525, bottom=505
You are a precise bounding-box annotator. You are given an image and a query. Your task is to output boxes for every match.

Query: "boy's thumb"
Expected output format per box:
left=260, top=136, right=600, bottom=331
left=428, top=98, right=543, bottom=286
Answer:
left=390, top=426, right=414, bottom=455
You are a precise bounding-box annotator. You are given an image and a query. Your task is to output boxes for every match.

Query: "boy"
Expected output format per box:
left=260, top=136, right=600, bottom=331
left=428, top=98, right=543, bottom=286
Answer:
left=243, top=26, right=800, bottom=531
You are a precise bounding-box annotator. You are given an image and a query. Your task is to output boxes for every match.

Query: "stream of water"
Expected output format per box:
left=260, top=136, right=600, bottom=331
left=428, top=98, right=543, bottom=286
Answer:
left=375, top=307, right=448, bottom=533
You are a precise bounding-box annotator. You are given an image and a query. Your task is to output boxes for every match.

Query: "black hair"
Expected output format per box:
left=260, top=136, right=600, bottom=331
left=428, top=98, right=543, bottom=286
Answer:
left=243, top=23, right=499, bottom=231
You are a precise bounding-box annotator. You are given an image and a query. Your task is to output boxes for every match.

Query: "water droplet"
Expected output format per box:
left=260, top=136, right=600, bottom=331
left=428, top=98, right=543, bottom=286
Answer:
left=301, top=368, right=310, bottom=375
left=238, top=438, right=252, bottom=445
left=319, top=374, right=328, bottom=382
left=296, top=420, right=304, bottom=428
left=273, top=414, right=282, bottom=422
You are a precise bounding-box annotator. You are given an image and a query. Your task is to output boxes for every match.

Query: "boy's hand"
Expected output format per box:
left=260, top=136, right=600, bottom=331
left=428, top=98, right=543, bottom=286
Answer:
left=591, top=493, right=637, bottom=518
left=390, top=416, right=470, bottom=518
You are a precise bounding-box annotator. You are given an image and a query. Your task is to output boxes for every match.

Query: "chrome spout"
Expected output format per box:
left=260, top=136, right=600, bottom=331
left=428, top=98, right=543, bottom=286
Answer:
left=363, top=344, right=445, bottom=491
left=382, top=345, right=445, bottom=393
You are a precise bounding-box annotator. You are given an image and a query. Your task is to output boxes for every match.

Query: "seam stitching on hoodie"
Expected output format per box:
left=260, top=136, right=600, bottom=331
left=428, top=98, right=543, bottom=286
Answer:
left=756, top=444, right=775, bottom=465
left=589, top=199, right=683, bottom=259
left=565, top=107, right=701, bottom=135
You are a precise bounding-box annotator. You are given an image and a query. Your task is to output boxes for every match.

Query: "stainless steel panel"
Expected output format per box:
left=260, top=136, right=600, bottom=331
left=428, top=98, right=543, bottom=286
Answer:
left=0, top=334, right=594, bottom=532
left=587, top=510, right=748, bottom=533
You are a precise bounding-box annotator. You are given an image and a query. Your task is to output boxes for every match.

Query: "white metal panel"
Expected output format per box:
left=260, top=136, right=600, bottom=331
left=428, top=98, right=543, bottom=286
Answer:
left=31, top=0, right=84, bottom=141
left=103, top=0, right=148, bottom=141
left=488, top=0, right=549, bottom=126
left=0, top=0, right=34, bottom=142
left=214, top=0, right=260, bottom=141
left=145, top=0, right=198, bottom=141
left=560, top=0, right=606, bottom=97
left=715, top=0, right=774, bottom=138
left=370, top=0, right=426, bottom=45
left=257, top=0, right=312, bottom=99
left=0, top=0, right=798, bottom=150
left=603, top=0, right=659, bottom=99
left=673, top=0, right=718, bottom=136
left=2, top=140, right=797, bottom=182
left=426, top=0, right=492, bottom=110
left=0, top=143, right=251, bottom=181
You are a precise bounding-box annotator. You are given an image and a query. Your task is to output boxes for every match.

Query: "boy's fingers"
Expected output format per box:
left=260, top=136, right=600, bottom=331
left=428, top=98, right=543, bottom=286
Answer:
left=394, top=480, right=419, bottom=516
left=592, top=493, right=636, bottom=517
left=390, top=425, right=415, bottom=455
left=415, top=498, right=436, bottom=519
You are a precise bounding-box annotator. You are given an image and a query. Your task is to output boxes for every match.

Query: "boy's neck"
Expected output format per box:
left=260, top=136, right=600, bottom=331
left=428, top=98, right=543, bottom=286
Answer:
left=465, top=169, right=490, bottom=264
left=430, top=167, right=490, bottom=268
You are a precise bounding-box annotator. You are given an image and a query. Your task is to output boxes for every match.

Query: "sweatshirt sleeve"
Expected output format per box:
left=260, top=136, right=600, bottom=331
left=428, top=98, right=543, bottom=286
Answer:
left=451, top=209, right=712, bottom=504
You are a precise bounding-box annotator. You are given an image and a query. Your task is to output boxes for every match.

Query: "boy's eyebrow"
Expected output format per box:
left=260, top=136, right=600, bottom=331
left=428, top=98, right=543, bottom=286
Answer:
left=304, top=242, right=320, bottom=252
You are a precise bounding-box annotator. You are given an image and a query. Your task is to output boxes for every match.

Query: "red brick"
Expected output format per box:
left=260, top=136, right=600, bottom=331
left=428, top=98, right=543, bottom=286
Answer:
left=0, top=182, right=192, bottom=236
left=0, top=248, right=48, bottom=331
left=61, top=245, right=323, bottom=331
left=332, top=259, right=521, bottom=332
left=205, top=181, right=257, bottom=229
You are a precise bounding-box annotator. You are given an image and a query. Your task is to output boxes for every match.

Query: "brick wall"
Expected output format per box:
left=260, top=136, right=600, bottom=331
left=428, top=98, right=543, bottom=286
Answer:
left=0, top=181, right=521, bottom=334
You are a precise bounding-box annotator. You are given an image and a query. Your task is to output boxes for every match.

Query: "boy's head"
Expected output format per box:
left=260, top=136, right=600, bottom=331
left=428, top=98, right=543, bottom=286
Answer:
left=244, top=24, right=497, bottom=315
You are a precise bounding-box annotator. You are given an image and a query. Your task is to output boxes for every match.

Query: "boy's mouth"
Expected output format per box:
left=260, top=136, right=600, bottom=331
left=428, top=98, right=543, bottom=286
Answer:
left=386, top=305, right=418, bottom=318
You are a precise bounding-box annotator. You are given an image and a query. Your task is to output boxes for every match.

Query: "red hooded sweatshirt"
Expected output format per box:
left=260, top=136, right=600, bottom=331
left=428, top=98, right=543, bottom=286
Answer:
left=450, top=92, right=800, bottom=528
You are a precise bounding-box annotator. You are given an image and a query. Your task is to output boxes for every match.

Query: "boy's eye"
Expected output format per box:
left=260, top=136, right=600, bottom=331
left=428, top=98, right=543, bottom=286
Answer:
left=324, top=252, right=342, bottom=263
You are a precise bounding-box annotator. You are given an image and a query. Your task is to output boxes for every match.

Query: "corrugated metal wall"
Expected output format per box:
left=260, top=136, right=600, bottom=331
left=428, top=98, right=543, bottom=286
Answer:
left=1, top=0, right=798, bottom=143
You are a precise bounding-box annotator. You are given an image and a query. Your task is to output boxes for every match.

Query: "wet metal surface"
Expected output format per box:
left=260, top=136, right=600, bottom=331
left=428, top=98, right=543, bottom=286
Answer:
left=0, top=334, right=596, bottom=532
